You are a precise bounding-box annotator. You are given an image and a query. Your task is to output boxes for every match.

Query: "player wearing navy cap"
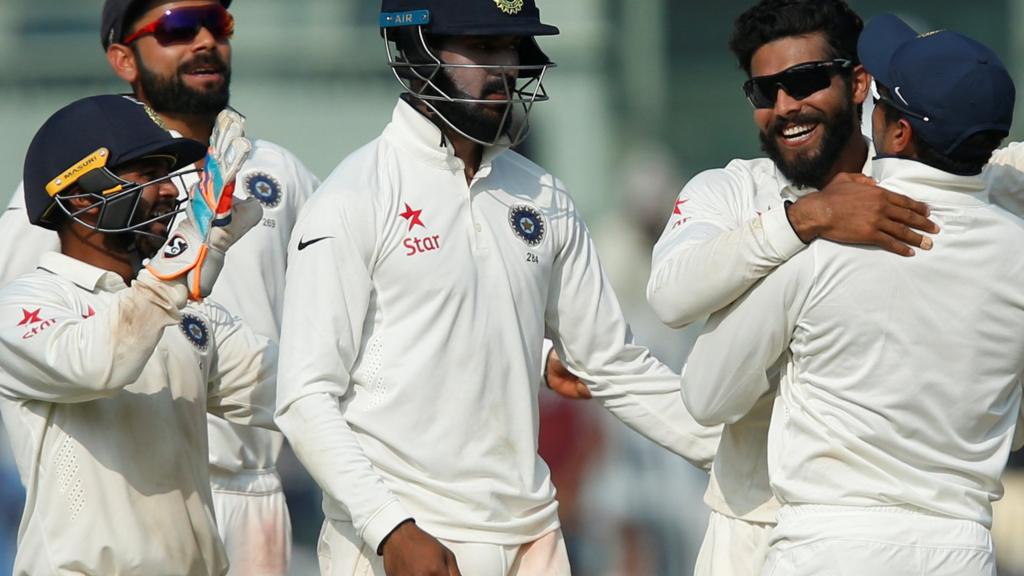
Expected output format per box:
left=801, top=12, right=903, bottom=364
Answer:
left=0, top=2, right=320, bottom=573
left=275, top=1, right=721, bottom=575
left=0, top=94, right=272, bottom=575
left=681, top=15, right=1024, bottom=576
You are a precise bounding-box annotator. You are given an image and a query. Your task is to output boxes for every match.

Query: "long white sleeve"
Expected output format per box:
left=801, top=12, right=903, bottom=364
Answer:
left=647, top=164, right=805, bottom=329
left=275, top=179, right=411, bottom=552
left=546, top=197, right=721, bottom=469
left=0, top=268, right=185, bottom=403
left=681, top=247, right=814, bottom=426
left=204, top=300, right=279, bottom=430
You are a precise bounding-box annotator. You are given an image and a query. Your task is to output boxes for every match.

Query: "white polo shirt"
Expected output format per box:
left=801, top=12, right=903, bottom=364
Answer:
left=681, top=157, right=1024, bottom=527
left=0, top=254, right=277, bottom=575
left=0, top=139, right=318, bottom=477
left=275, top=100, right=721, bottom=551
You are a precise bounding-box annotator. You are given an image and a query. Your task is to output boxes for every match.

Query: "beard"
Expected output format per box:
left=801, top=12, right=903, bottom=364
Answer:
left=136, top=48, right=231, bottom=117
left=426, top=71, right=519, bottom=144
left=759, top=96, right=857, bottom=189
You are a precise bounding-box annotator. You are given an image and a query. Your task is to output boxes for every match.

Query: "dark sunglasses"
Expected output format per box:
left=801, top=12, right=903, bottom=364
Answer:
left=743, top=59, right=853, bottom=109
left=122, top=5, right=234, bottom=46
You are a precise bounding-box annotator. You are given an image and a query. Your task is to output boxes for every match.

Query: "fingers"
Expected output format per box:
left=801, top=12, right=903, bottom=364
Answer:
left=575, top=381, right=593, bottom=400
left=873, top=232, right=915, bottom=257
left=886, top=204, right=939, bottom=235
left=878, top=219, right=931, bottom=253
left=883, top=190, right=931, bottom=218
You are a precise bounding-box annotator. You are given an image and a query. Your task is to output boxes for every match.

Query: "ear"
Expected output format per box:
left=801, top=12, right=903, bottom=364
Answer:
left=888, top=118, right=915, bottom=155
left=851, top=64, right=870, bottom=106
left=106, top=44, right=139, bottom=84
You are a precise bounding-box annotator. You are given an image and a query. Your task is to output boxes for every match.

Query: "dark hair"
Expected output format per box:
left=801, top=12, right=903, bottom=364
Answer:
left=730, top=0, right=863, bottom=76
left=879, top=103, right=1005, bottom=175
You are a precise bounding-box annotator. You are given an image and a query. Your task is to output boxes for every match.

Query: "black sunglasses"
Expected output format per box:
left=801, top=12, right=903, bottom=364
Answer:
left=743, top=59, right=854, bottom=109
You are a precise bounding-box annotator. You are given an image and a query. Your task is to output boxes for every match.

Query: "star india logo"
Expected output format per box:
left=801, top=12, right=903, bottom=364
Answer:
left=494, top=0, right=524, bottom=15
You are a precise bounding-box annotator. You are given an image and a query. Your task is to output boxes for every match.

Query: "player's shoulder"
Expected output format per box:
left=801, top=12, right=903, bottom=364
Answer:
left=494, top=149, right=571, bottom=208
left=235, top=139, right=318, bottom=208
left=306, top=137, right=388, bottom=210
left=681, top=157, right=774, bottom=198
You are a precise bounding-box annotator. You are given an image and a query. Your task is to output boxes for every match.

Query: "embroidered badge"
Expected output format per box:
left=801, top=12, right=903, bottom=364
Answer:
left=179, top=313, right=210, bottom=352
left=509, top=204, right=545, bottom=247
left=494, top=0, right=524, bottom=15
left=244, top=172, right=282, bottom=208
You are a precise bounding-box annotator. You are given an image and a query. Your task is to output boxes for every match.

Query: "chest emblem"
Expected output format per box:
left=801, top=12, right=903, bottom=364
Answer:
left=244, top=172, right=282, bottom=209
left=494, top=0, right=524, bottom=15
left=400, top=202, right=441, bottom=256
left=179, top=313, right=210, bottom=352
left=509, top=204, right=545, bottom=247
left=399, top=203, right=426, bottom=231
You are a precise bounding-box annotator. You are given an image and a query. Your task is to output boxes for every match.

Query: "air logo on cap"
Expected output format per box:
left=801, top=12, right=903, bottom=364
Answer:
left=917, top=30, right=945, bottom=39
left=494, top=0, right=524, bottom=15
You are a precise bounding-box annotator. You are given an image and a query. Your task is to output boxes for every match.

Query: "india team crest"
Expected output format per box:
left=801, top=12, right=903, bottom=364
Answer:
left=494, top=0, right=524, bottom=15
left=244, top=171, right=282, bottom=208
left=179, top=313, right=210, bottom=352
left=509, top=204, right=545, bottom=246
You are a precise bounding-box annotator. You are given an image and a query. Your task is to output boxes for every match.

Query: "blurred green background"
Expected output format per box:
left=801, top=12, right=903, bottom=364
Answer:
left=1, top=1, right=1023, bottom=575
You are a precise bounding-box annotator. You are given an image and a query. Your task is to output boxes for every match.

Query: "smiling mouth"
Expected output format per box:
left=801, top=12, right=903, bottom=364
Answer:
left=777, top=122, right=820, bottom=146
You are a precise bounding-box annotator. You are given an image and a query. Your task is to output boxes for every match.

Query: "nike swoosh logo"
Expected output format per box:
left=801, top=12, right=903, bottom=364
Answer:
left=298, top=236, right=333, bottom=251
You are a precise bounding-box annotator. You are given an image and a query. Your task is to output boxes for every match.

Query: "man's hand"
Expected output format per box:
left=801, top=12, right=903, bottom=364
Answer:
left=381, top=521, right=461, bottom=576
left=546, top=348, right=591, bottom=400
left=785, top=173, right=939, bottom=256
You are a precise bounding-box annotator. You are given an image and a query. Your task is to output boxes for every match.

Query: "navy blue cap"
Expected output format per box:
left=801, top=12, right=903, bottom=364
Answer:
left=24, top=95, right=206, bottom=230
left=380, top=0, right=559, bottom=37
left=858, top=13, right=1015, bottom=156
left=101, top=0, right=233, bottom=49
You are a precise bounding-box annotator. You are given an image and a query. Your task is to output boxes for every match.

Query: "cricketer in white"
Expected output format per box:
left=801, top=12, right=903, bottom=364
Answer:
left=0, top=139, right=317, bottom=572
left=275, top=100, right=721, bottom=556
left=0, top=254, right=277, bottom=575
left=682, top=154, right=1024, bottom=571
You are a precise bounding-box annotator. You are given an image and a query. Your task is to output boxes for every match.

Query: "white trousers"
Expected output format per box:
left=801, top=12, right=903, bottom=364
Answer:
left=211, top=469, right=291, bottom=576
left=316, top=519, right=571, bottom=576
left=762, top=505, right=995, bottom=576
left=693, top=510, right=773, bottom=576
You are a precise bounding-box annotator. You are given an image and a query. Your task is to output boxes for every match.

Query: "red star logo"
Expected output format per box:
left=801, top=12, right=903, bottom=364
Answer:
left=673, top=198, right=689, bottom=216
left=399, top=203, right=425, bottom=231
left=18, top=308, right=41, bottom=326
left=82, top=306, right=95, bottom=319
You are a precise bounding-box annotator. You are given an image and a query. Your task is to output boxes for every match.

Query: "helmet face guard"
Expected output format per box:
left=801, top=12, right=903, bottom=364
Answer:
left=46, top=148, right=198, bottom=242
left=384, top=26, right=555, bottom=147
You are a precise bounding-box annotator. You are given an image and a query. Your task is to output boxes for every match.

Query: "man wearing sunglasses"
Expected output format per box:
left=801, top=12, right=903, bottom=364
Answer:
left=682, top=15, right=1024, bottom=575
left=0, top=1, right=320, bottom=574
left=273, top=1, right=722, bottom=575
left=647, top=1, right=1024, bottom=574
left=0, top=94, right=272, bottom=576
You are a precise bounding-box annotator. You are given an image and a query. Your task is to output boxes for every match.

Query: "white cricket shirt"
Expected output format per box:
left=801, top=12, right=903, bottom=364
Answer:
left=0, top=254, right=277, bottom=575
left=275, top=100, right=721, bottom=551
left=682, top=157, right=1024, bottom=527
left=647, top=153, right=873, bottom=522
left=0, top=139, right=318, bottom=478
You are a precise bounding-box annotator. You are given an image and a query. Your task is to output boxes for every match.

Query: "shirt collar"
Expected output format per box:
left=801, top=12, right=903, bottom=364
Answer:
left=383, top=99, right=509, bottom=177
left=870, top=157, right=989, bottom=205
left=37, top=252, right=129, bottom=293
left=777, top=137, right=876, bottom=200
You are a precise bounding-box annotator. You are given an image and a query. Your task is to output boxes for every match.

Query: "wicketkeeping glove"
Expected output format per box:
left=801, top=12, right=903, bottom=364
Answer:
left=191, top=107, right=252, bottom=240
left=145, top=107, right=259, bottom=301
